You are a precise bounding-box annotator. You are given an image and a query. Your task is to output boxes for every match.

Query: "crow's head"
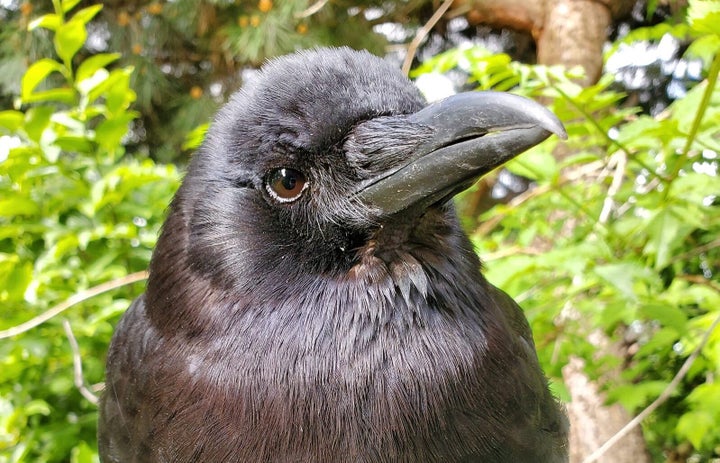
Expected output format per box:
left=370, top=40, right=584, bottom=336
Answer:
left=147, top=47, right=564, bottom=330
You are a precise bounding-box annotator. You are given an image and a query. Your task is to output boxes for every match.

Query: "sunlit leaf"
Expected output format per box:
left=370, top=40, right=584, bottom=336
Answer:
left=0, top=111, right=24, bottom=132
left=54, top=19, right=87, bottom=65
left=182, top=123, right=209, bottom=151
left=21, top=88, right=76, bottom=105
left=21, top=59, right=67, bottom=99
left=594, top=262, right=655, bottom=301
left=677, top=410, right=715, bottom=449
left=0, top=196, right=41, bottom=217
left=505, top=146, right=558, bottom=181
left=69, top=4, right=103, bottom=26
left=28, top=13, right=62, bottom=31
left=76, top=53, right=120, bottom=83
left=644, top=206, right=697, bottom=270
left=688, top=0, right=720, bottom=35
left=607, top=381, right=669, bottom=411
left=61, top=0, right=83, bottom=13
left=70, top=441, right=99, bottom=463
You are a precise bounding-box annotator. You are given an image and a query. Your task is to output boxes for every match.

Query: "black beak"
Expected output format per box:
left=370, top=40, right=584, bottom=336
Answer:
left=354, top=91, right=566, bottom=216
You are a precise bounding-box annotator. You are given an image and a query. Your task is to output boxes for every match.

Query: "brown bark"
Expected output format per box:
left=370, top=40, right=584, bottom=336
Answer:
left=456, top=0, right=634, bottom=85
left=563, top=357, right=653, bottom=463
left=537, top=0, right=610, bottom=84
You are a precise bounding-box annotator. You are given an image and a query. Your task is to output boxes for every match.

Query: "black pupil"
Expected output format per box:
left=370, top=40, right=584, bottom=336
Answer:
left=281, top=170, right=296, bottom=190
left=268, top=168, right=306, bottom=201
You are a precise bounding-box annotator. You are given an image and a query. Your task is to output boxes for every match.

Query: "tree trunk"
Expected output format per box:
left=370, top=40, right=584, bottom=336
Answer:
left=458, top=0, right=634, bottom=84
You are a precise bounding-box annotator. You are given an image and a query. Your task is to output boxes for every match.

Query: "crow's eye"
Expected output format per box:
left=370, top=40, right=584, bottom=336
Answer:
left=265, top=168, right=308, bottom=203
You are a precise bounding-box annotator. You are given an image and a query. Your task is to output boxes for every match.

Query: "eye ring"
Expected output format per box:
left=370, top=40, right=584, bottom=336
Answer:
left=265, top=168, right=308, bottom=203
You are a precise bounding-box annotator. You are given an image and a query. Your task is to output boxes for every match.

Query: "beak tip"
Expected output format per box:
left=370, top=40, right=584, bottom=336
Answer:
left=550, top=122, right=568, bottom=140
left=525, top=99, right=567, bottom=141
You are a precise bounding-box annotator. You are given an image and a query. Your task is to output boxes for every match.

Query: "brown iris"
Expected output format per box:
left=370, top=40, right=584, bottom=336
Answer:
left=265, top=168, right=308, bottom=203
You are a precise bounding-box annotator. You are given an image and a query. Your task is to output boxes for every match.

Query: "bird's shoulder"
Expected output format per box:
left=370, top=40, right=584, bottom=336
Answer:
left=98, top=295, right=162, bottom=463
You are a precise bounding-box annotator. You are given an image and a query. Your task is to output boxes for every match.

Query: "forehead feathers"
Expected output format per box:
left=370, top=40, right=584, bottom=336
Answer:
left=204, top=47, right=426, bottom=169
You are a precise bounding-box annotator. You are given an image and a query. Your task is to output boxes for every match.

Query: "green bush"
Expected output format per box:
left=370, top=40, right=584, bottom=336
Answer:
left=0, top=1, right=178, bottom=461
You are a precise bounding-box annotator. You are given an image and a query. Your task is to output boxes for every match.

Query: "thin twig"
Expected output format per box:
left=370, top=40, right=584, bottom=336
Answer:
left=0, top=271, right=148, bottom=339
left=677, top=274, right=720, bottom=293
left=670, top=238, right=720, bottom=265
left=401, top=0, right=454, bottom=76
left=482, top=246, right=542, bottom=262
left=295, top=0, right=328, bottom=18
left=598, top=150, right=627, bottom=224
left=62, top=319, right=99, bottom=405
left=582, top=308, right=720, bottom=463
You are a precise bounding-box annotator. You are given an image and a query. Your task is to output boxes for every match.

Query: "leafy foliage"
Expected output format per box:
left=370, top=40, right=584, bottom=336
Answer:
left=1, top=0, right=719, bottom=462
left=0, top=1, right=179, bottom=461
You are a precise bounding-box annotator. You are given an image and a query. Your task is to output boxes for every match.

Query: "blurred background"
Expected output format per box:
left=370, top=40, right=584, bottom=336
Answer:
left=0, top=0, right=718, bottom=461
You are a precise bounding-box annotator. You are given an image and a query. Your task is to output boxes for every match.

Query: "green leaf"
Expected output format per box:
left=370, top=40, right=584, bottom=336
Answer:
left=484, top=255, right=536, bottom=290
left=643, top=207, right=695, bottom=270
left=61, top=0, right=83, bottom=13
left=69, top=4, right=103, bottom=26
left=688, top=0, right=720, bottom=35
left=639, top=304, right=688, bottom=335
left=182, top=123, right=209, bottom=150
left=0, top=110, right=24, bottom=132
left=594, top=262, right=654, bottom=301
left=24, top=399, right=52, bottom=416
left=615, top=115, right=664, bottom=150
left=21, top=88, right=76, bottom=105
left=76, top=53, right=120, bottom=83
left=637, top=327, right=680, bottom=356
left=77, top=68, right=109, bottom=96
left=2, top=261, right=33, bottom=302
left=677, top=410, right=715, bottom=450
left=54, top=19, right=87, bottom=65
left=54, top=135, right=94, bottom=153
left=70, top=441, right=99, bottom=463
left=23, top=106, right=55, bottom=142
left=686, top=383, right=720, bottom=414
left=505, top=145, right=558, bottom=181
left=21, top=59, right=67, bottom=99
left=647, top=209, right=680, bottom=269
left=95, top=113, right=136, bottom=152
left=557, top=152, right=600, bottom=169
left=685, top=34, right=720, bottom=68
left=104, top=70, right=135, bottom=114
left=0, top=196, right=40, bottom=217
left=28, top=13, right=62, bottom=31
left=607, top=381, right=669, bottom=411
left=87, top=68, right=134, bottom=110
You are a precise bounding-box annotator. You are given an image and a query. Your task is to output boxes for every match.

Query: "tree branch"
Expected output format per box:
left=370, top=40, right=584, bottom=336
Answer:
left=62, top=319, right=99, bottom=405
left=402, top=0, right=454, bottom=76
left=598, top=150, right=627, bottom=224
left=295, top=0, right=328, bottom=18
left=0, top=271, right=148, bottom=339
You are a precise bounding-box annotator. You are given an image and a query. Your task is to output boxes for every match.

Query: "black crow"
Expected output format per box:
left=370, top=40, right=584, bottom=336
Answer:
left=99, top=47, right=568, bottom=462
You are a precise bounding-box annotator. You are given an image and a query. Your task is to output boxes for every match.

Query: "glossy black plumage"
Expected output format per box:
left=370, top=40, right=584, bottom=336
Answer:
left=99, top=47, right=568, bottom=462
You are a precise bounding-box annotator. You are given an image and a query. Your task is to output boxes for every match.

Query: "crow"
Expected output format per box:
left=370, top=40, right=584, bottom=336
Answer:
left=99, top=47, right=568, bottom=462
